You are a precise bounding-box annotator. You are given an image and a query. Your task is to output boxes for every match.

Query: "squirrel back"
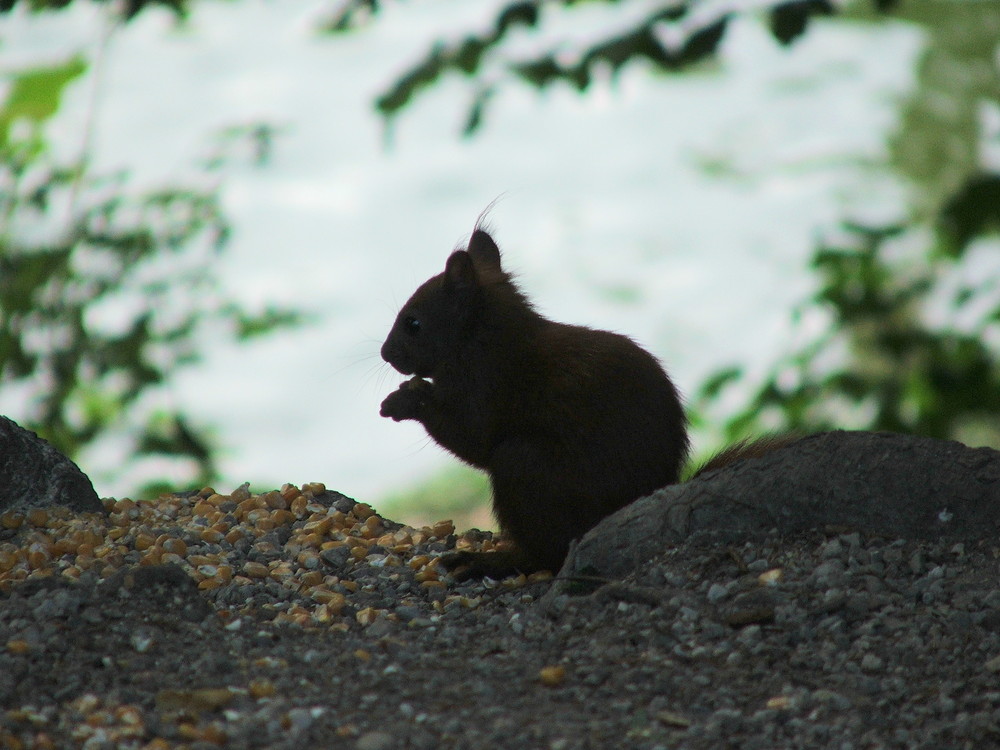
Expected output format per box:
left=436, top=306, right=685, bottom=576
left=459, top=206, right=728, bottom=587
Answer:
left=381, top=228, right=689, bottom=575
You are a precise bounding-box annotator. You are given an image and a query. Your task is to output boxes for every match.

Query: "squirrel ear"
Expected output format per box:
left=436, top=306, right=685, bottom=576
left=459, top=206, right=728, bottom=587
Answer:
left=444, top=250, right=477, bottom=289
left=467, top=229, right=502, bottom=274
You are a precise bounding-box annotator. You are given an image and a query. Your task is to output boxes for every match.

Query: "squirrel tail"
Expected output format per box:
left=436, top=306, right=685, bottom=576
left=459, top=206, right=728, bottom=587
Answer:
left=689, top=434, right=801, bottom=479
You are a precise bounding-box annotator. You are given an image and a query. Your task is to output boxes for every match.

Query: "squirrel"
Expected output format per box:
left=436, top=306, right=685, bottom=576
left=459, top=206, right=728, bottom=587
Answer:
left=380, top=225, right=777, bottom=578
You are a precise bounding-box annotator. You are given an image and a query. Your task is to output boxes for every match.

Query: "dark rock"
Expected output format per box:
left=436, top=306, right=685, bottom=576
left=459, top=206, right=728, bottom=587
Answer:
left=0, top=415, right=103, bottom=514
left=309, top=489, right=357, bottom=513
left=320, top=545, right=352, bottom=570
left=564, top=431, right=1000, bottom=579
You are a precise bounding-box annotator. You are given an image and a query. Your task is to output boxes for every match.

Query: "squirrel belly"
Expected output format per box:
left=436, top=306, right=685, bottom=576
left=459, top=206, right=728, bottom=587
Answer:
left=380, top=226, right=689, bottom=578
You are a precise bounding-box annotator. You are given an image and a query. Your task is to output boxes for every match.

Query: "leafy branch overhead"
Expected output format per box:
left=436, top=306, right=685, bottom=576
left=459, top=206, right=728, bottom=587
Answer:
left=328, top=0, right=898, bottom=135
left=699, top=217, right=1000, bottom=446
left=0, top=0, right=189, bottom=21
left=693, top=0, right=1000, bottom=449
left=0, top=53, right=304, bottom=491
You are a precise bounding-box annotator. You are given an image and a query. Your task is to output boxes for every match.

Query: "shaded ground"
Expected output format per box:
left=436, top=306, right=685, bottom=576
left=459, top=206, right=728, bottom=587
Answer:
left=3, top=431, right=1000, bottom=748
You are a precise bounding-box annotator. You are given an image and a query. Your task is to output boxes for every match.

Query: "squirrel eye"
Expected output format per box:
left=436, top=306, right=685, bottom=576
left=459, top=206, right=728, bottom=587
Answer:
left=403, top=315, right=421, bottom=336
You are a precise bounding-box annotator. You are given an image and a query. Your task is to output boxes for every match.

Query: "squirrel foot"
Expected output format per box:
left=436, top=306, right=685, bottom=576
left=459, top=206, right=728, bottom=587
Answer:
left=440, top=548, right=544, bottom=581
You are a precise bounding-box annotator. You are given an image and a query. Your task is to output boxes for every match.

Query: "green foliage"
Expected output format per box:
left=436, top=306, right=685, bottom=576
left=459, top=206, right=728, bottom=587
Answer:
left=0, top=0, right=188, bottom=21
left=332, top=0, right=894, bottom=136
left=0, top=54, right=302, bottom=492
left=697, top=219, right=1000, bottom=446
left=695, top=0, right=1000, bottom=448
left=380, top=464, right=492, bottom=530
left=342, top=0, right=1000, bottom=454
left=322, top=0, right=379, bottom=34
left=887, top=0, right=1000, bottom=219
left=0, top=56, right=86, bottom=154
left=333, top=0, right=999, bottom=454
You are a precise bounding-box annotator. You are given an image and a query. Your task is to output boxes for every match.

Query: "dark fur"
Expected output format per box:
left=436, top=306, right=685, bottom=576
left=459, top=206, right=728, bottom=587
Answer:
left=380, top=229, right=689, bottom=576
left=690, top=434, right=801, bottom=479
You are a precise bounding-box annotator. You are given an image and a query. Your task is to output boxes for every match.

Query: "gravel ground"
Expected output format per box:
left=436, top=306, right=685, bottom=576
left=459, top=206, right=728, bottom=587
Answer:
left=2, top=484, right=1000, bottom=749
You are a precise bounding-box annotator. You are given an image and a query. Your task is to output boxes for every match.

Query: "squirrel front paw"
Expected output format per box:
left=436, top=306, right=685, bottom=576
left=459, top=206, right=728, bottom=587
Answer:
left=380, top=377, right=432, bottom=422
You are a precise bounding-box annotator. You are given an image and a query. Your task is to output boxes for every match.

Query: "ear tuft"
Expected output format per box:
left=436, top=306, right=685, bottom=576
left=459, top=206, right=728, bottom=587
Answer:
left=467, top=229, right=502, bottom=274
left=444, top=250, right=477, bottom=289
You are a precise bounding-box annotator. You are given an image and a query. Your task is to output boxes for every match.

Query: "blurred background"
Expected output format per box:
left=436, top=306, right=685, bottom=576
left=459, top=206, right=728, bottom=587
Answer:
left=1, top=0, right=998, bottom=528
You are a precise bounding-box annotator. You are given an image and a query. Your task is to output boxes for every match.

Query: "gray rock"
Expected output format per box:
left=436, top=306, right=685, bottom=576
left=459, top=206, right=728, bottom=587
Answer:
left=0, top=415, right=103, bottom=514
left=563, top=431, right=1000, bottom=580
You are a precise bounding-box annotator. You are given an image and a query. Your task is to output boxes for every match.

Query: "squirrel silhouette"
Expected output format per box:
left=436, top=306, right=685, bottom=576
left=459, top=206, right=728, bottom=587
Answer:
left=380, top=227, right=691, bottom=578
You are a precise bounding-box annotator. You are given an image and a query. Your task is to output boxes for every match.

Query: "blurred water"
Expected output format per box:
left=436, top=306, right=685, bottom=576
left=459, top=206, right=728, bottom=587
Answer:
left=0, top=1, right=923, bottom=515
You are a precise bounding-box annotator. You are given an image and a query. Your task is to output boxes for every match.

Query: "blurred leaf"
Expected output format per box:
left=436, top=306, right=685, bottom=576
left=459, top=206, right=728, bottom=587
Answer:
left=769, top=0, right=834, bottom=46
left=513, top=57, right=562, bottom=89
left=673, top=15, right=730, bottom=67
left=376, top=45, right=445, bottom=117
left=380, top=463, right=492, bottom=530
left=350, top=0, right=912, bottom=134
left=699, top=366, right=744, bottom=400
left=1, top=0, right=188, bottom=19
left=0, top=58, right=304, bottom=496
left=322, top=0, right=379, bottom=33
left=137, top=412, right=213, bottom=462
left=227, top=305, right=307, bottom=341
left=496, top=2, right=539, bottom=34
left=462, top=85, right=495, bottom=137
left=938, top=173, right=1000, bottom=256
left=698, top=219, right=1000, bottom=448
left=0, top=56, right=87, bottom=148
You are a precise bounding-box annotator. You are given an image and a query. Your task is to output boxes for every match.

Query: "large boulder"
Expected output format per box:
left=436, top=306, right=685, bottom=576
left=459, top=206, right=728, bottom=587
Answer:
left=0, top=416, right=104, bottom=514
left=563, top=430, right=1000, bottom=579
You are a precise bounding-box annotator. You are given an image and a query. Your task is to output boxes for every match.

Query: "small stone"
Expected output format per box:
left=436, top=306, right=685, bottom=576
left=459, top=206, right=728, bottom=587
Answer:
left=6, top=639, right=31, bottom=655
left=707, top=582, right=731, bottom=603
left=352, top=503, right=376, bottom=520
left=430, top=519, right=455, bottom=538
left=812, top=689, right=852, bottom=710
left=840, top=533, right=861, bottom=548
left=156, top=688, right=234, bottom=712
left=365, top=616, right=395, bottom=638
left=860, top=653, right=883, bottom=673
left=538, top=665, right=566, bottom=687
left=243, top=561, right=269, bottom=578
left=656, top=710, right=691, bottom=728
left=395, top=605, right=425, bottom=622
left=248, top=679, right=276, bottom=699
left=821, top=539, right=843, bottom=559
left=320, top=546, right=352, bottom=569
left=356, top=607, right=378, bottom=626
left=286, top=707, right=324, bottom=733
left=356, top=731, right=395, bottom=750
left=757, top=568, right=782, bottom=585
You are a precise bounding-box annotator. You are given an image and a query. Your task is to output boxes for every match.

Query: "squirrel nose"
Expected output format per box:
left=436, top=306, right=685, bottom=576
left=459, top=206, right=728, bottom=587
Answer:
left=381, top=339, right=414, bottom=375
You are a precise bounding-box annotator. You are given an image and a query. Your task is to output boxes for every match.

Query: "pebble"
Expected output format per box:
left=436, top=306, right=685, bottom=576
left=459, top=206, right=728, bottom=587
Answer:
left=706, top=582, right=731, bottom=603
left=0, top=483, right=509, bottom=634
left=356, top=730, right=396, bottom=750
left=3, top=483, right=1000, bottom=749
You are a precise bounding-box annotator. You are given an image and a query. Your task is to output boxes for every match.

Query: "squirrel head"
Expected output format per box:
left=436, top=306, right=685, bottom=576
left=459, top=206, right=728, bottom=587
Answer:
left=381, top=229, right=504, bottom=379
